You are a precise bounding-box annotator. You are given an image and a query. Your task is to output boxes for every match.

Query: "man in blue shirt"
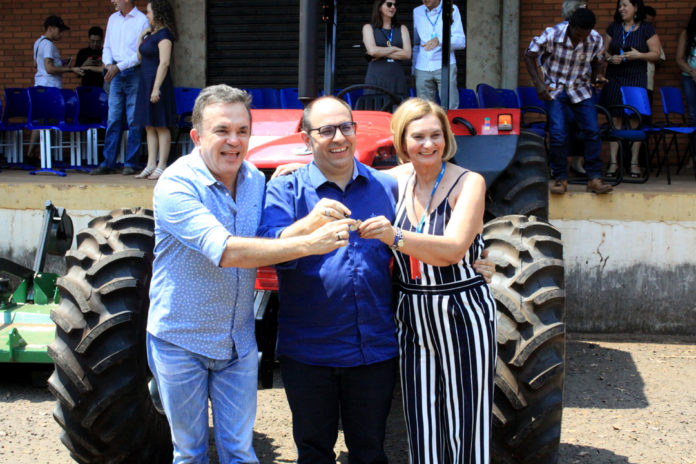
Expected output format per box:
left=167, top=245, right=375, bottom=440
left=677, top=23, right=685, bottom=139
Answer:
left=147, top=86, right=351, bottom=463
left=258, top=96, right=402, bottom=463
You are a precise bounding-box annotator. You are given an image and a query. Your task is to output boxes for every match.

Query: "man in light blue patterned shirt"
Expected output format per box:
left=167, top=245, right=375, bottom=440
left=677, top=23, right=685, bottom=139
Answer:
left=146, top=85, right=352, bottom=463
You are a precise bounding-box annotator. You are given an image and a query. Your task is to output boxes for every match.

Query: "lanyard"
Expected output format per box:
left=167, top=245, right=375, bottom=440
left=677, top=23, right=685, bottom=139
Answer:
left=382, top=28, right=393, bottom=46
left=620, top=23, right=634, bottom=54
left=415, top=163, right=446, bottom=233
left=426, top=7, right=442, bottom=38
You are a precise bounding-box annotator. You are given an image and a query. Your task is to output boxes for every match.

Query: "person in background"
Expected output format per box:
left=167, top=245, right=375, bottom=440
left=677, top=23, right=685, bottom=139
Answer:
left=133, top=0, right=177, bottom=180
left=91, top=0, right=149, bottom=175
left=600, top=0, right=662, bottom=179
left=75, top=26, right=105, bottom=88
left=676, top=6, right=696, bottom=125
left=147, top=85, right=351, bottom=463
left=525, top=8, right=613, bottom=194
left=28, top=15, right=84, bottom=159
left=362, top=0, right=411, bottom=104
left=643, top=6, right=666, bottom=109
left=412, top=0, right=466, bottom=109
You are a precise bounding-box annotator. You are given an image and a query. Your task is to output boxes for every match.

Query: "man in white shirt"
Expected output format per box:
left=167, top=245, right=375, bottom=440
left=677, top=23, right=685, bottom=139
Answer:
left=91, top=0, right=149, bottom=175
left=412, top=0, right=466, bottom=109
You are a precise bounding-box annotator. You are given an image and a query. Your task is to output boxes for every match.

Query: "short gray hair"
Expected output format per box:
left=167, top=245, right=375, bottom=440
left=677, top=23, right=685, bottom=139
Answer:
left=562, top=0, right=587, bottom=19
left=192, top=85, right=251, bottom=131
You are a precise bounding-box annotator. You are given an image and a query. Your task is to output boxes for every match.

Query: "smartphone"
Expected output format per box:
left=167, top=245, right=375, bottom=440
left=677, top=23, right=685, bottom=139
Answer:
left=65, top=56, right=73, bottom=67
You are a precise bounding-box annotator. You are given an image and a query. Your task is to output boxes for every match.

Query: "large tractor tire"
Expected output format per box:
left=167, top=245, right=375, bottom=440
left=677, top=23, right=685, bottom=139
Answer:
left=484, top=215, right=565, bottom=464
left=47, top=208, right=171, bottom=463
left=486, top=130, right=549, bottom=222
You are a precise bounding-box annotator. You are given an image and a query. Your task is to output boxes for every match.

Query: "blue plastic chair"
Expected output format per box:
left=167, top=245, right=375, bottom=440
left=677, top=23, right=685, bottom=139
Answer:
left=76, top=86, right=109, bottom=166
left=476, top=83, right=518, bottom=109
left=660, top=86, right=696, bottom=180
left=260, top=88, right=281, bottom=109
left=173, top=87, right=202, bottom=156
left=59, top=89, right=90, bottom=172
left=26, top=86, right=69, bottom=176
left=280, top=87, right=303, bottom=109
left=1, top=88, right=30, bottom=167
left=243, top=88, right=265, bottom=109
left=619, top=86, right=665, bottom=183
left=458, top=88, right=478, bottom=109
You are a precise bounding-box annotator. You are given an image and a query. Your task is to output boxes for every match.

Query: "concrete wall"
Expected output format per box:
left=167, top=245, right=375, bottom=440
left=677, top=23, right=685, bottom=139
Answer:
left=172, top=0, right=206, bottom=87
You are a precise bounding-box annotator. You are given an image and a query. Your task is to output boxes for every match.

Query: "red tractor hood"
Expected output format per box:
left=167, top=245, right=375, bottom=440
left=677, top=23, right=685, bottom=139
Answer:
left=247, top=109, right=395, bottom=169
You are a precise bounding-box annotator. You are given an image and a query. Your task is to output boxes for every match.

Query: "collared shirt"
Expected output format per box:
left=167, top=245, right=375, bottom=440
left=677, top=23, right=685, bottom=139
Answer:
left=413, top=2, right=466, bottom=72
left=33, top=36, right=62, bottom=88
left=257, top=160, right=399, bottom=367
left=528, top=22, right=604, bottom=104
left=102, top=6, right=149, bottom=71
left=147, top=149, right=266, bottom=360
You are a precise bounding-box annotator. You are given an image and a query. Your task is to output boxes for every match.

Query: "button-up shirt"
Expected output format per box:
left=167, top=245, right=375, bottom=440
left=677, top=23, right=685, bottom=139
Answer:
left=257, top=161, right=399, bottom=367
left=102, top=6, right=149, bottom=71
left=147, top=149, right=266, bottom=360
left=528, top=21, right=604, bottom=104
left=413, top=2, right=466, bottom=72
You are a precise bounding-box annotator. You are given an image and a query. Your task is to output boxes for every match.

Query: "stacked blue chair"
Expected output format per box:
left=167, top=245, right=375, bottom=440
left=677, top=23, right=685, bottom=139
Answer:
left=619, top=86, right=665, bottom=183
left=458, top=88, right=478, bottom=109
left=60, top=88, right=90, bottom=172
left=243, top=88, right=265, bottom=109
left=1, top=88, right=30, bottom=168
left=76, top=86, right=109, bottom=166
left=659, top=86, right=696, bottom=180
left=516, top=86, right=548, bottom=136
left=260, top=88, right=281, bottom=109
left=280, top=87, right=303, bottom=109
left=26, top=86, right=69, bottom=176
left=173, top=87, right=202, bottom=157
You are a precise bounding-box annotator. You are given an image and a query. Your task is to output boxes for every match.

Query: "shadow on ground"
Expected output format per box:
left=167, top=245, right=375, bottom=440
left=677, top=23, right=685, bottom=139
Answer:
left=564, top=340, right=648, bottom=409
left=559, top=443, right=633, bottom=463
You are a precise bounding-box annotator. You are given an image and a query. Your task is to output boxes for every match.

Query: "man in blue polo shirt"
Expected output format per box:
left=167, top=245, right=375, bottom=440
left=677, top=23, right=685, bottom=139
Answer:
left=258, top=96, right=398, bottom=463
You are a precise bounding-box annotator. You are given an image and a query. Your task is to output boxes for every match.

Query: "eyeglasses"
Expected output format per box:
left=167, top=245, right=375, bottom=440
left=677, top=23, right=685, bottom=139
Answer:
left=384, top=2, right=396, bottom=8
left=307, top=122, right=357, bottom=139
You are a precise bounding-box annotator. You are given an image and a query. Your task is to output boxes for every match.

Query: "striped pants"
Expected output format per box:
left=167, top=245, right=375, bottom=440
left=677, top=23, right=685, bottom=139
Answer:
left=396, top=277, right=497, bottom=464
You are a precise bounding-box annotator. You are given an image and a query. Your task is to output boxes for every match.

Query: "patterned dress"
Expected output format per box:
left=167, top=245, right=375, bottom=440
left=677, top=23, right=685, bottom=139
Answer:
left=393, top=170, right=497, bottom=464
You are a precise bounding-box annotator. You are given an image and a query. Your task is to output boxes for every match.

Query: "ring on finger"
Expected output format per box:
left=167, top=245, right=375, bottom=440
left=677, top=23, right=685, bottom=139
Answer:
left=336, top=232, right=342, bottom=241
left=324, top=208, right=331, bottom=217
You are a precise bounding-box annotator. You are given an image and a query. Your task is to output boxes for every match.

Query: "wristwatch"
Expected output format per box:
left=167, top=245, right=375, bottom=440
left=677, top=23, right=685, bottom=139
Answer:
left=390, top=227, right=404, bottom=251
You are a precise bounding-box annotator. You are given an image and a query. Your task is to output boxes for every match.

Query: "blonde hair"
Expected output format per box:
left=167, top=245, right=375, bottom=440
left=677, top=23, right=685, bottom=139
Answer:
left=391, top=98, right=457, bottom=163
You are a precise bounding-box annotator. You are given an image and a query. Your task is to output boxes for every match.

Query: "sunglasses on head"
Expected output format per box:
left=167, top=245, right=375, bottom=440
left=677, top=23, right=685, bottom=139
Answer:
left=384, top=2, right=396, bottom=8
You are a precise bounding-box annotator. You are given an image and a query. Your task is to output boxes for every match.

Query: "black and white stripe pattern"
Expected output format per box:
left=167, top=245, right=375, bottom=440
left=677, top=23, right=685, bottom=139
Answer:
left=393, top=172, right=497, bottom=463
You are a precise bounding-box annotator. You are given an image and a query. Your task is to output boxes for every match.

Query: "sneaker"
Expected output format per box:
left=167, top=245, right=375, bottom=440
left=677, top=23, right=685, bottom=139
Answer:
left=549, top=179, right=568, bottom=194
left=586, top=177, right=613, bottom=194
left=122, top=167, right=136, bottom=176
left=90, top=166, right=115, bottom=175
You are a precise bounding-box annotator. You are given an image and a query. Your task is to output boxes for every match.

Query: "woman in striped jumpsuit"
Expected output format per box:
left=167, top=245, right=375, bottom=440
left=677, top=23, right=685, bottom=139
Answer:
left=359, top=98, right=497, bottom=463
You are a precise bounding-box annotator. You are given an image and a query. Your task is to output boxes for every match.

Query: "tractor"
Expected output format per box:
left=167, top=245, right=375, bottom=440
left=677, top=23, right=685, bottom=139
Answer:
left=48, top=1, right=565, bottom=463
left=1, top=201, right=72, bottom=364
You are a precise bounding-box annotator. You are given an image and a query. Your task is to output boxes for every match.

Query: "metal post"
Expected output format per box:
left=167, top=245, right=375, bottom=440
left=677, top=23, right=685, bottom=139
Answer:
left=299, top=0, right=319, bottom=106
left=322, top=0, right=337, bottom=96
left=440, top=0, right=453, bottom=110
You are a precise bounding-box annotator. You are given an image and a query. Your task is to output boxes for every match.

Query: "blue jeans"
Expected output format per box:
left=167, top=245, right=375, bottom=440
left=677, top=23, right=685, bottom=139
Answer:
left=546, top=90, right=603, bottom=180
left=682, top=74, right=696, bottom=125
left=147, top=334, right=259, bottom=464
left=101, top=67, right=143, bottom=169
left=280, top=356, right=397, bottom=464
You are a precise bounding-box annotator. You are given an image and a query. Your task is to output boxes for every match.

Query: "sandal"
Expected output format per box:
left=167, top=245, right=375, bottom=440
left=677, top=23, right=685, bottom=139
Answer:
left=135, top=167, right=154, bottom=179
left=605, top=163, right=617, bottom=178
left=630, top=164, right=642, bottom=179
left=148, top=167, right=164, bottom=180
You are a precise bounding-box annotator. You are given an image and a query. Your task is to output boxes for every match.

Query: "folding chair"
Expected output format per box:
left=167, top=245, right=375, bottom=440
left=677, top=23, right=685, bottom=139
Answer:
left=173, top=87, right=202, bottom=157
left=660, top=86, right=696, bottom=180
left=1, top=88, right=30, bottom=168
left=76, top=86, right=108, bottom=166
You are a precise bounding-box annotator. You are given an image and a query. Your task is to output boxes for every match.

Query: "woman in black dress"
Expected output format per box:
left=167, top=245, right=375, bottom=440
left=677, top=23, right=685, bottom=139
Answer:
left=362, top=0, right=411, bottom=102
left=134, top=0, right=177, bottom=180
left=600, top=0, right=661, bottom=178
